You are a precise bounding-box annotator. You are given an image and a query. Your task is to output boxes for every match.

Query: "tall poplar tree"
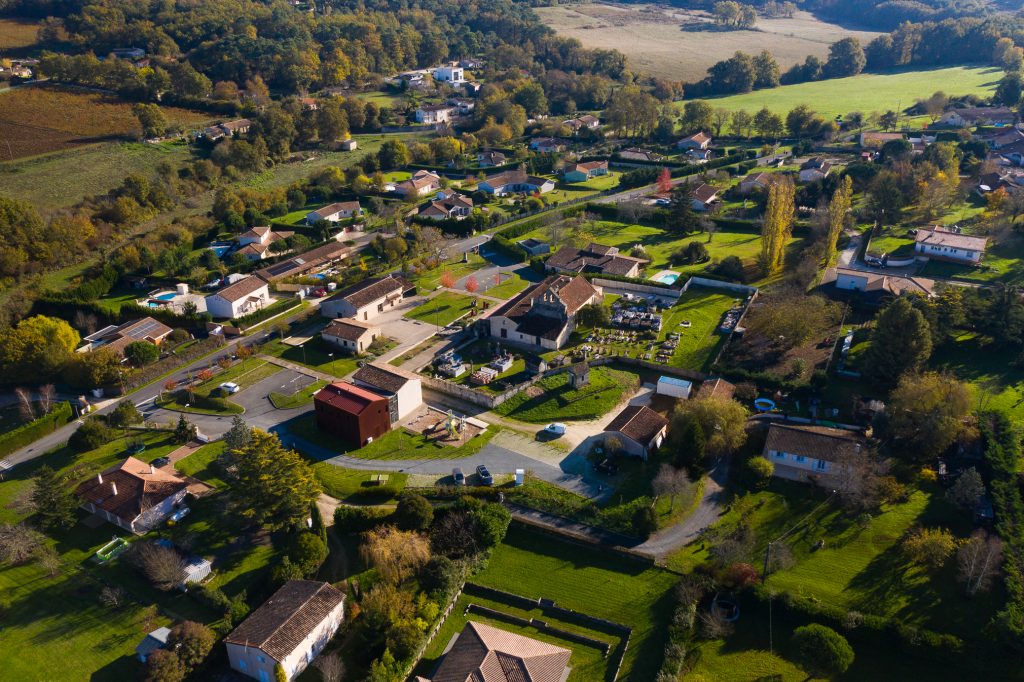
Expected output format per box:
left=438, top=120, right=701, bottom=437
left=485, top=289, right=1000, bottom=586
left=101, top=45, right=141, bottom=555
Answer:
left=760, top=176, right=795, bottom=274
left=825, top=175, right=853, bottom=264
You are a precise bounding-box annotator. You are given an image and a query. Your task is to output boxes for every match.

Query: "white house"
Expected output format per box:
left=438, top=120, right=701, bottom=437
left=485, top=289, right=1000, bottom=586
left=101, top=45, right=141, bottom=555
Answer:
left=433, top=64, right=466, bottom=83
left=352, top=362, right=424, bottom=422
left=225, top=580, right=345, bottom=682
left=205, top=276, right=271, bottom=319
left=799, top=157, right=832, bottom=182
left=914, top=227, right=987, bottom=264
left=305, top=201, right=362, bottom=225
left=832, top=267, right=935, bottom=300
left=478, top=169, right=555, bottom=196
left=677, top=132, right=711, bottom=150
left=488, top=275, right=602, bottom=350
left=75, top=457, right=189, bottom=534
left=136, top=627, right=171, bottom=663
left=322, top=318, right=381, bottom=354
left=415, top=104, right=457, bottom=124
left=738, top=171, right=773, bottom=193
left=603, top=405, right=669, bottom=460
left=691, top=183, right=720, bottom=211
left=940, top=106, right=1016, bottom=128
left=657, top=375, right=692, bottom=399
left=320, top=275, right=406, bottom=321
left=762, top=422, right=864, bottom=483
left=418, top=192, right=474, bottom=220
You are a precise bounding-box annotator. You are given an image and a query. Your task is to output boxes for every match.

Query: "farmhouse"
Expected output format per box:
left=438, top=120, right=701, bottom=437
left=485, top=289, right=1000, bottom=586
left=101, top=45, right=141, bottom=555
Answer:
left=255, top=242, right=350, bottom=282
left=81, top=317, right=173, bottom=356
left=305, top=201, right=362, bottom=225
left=75, top=457, right=189, bottom=534
left=941, top=106, right=1016, bottom=128
left=478, top=169, right=555, bottom=195
left=545, top=242, right=644, bottom=277
left=352, top=362, right=424, bottom=422
left=395, top=170, right=443, bottom=198
left=314, top=381, right=391, bottom=446
left=205, top=276, right=270, bottom=319
left=677, top=131, right=711, bottom=150
left=762, top=422, right=865, bottom=483
left=619, top=147, right=664, bottom=162
left=320, top=274, right=408, bottom=321
left=529, top=137, right=567, bottom=153
left=690, top=183, right=720, bottom=211
left=488, top=275, right=602, bottom=350
left=476, top=150, right=507, bottom=167
left=237, top=226, right=294, bottom=261
left=415, top=104, right=457, bottom=124
left=604, top=404, right=669, bottom=460
left=563, top=160, right=608, bottom=182
left=914, top=227, right=988, bottom=264
left=563, top=114, right=600, bottom=132
left=424, top=621, right=571, bottom=682
left=322, top=318, right=381, bottom=353
left=738, top=171, right=773, bottom=193
left=418, top=192, right=474, bottom=220
left=829, top=267, right=935, bottom=303
left=202, top=118, right=252, bottom=141
left=799, top=157, right=832, bottom=182
left=225, top=580, right=345, bottom=682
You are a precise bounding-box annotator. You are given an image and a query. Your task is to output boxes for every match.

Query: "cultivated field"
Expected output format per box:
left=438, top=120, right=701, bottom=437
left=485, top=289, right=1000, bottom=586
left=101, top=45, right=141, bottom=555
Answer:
left=693, top=65, right=1001, bottom=119
left=0, top=18, right=40, bottom=49
left=0, top=84, right=212, bottom=161
left=536, top=3, right=880, bottom=82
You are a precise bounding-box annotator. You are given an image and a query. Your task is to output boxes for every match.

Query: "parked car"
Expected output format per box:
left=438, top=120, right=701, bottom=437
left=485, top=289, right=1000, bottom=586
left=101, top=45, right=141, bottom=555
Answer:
left=476, top=465, right=493, bottom=486
left=312, top=288, right=328, bottom=298
left=169, top=507, right=190, bottom=523
left=545, top=423, right=567, bottom=436
left=452, top=467, right=465, bottom=485
left=150, top=457, right=170, bottom=469
left=219, top=382, right=240, bottom=394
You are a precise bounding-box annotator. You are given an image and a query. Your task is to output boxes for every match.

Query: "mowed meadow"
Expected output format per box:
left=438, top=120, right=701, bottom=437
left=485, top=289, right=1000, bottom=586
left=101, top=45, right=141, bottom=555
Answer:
left=691, top=65, right=1003, bottom=119
left=536, top=2, right=880, bottom=82
left=0, top=84, right=212, bottom=161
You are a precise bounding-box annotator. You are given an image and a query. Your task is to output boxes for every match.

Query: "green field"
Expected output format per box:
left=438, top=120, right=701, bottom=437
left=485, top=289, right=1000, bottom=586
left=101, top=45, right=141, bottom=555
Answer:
left=932, top=331, right=1024, bottom=421
left=492, top=366, right=635, bottom=423
left=411, top=252, right=489, bottom=291
left=262, top=336, right=361, bottom=378
left=268, top=379, right=328, bottom=409
left=174, top=440, right=229, bottom=488
left=471, top=525, right=678, bottom=682
left=483, top=272, right=532, bottom=299
left=693, top=66, right=1001, bottom=120
left=405, top=291, right=480, bottom=327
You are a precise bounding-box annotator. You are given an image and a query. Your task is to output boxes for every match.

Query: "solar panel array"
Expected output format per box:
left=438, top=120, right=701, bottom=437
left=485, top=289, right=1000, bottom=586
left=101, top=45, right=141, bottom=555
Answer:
left=125, top=318, right=168, bottom=340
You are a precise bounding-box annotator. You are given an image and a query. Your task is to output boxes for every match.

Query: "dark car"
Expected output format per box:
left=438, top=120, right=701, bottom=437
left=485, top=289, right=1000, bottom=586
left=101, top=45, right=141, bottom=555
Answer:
left=150, top=457, right=170, bottom=469
left=452, top=467, right=465, bottom=486
left=476, top=464, right=493, bottom=486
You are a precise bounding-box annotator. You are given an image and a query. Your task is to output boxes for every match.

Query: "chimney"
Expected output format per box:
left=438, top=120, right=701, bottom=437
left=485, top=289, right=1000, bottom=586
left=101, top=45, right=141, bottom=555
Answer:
left=150, top=464, right=156, bottom=475
left=111, top=482, right=118, bottom=496
left=97, top=472, right=103, bottom=484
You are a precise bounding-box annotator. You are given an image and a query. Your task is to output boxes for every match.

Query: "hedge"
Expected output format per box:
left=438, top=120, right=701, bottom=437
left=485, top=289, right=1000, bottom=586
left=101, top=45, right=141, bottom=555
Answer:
left=0, top=401, right=74, bottom=458
left=230, top=297, right=302, bottom=328
left=123, top=336, right=226, bottom=391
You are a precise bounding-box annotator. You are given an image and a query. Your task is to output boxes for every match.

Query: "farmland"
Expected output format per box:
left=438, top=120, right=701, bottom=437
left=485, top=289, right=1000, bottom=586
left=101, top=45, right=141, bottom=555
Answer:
left=0, top=18, right=40, bottom=49
left=693, top=65, right=1001, bottom=120
left=536, top=2, right=879, bottom=82
left=0, top=84, right=212, bottom=161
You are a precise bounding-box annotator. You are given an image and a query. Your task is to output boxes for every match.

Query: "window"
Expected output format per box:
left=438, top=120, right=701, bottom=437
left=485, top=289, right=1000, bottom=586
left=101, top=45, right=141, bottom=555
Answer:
left=773, top=451, right=785, bottom=459
left=794, top=455, right=806, bottom=463
left=500, top=328, right=507, bottom=339
left=816, top=459, right=827, bottom=471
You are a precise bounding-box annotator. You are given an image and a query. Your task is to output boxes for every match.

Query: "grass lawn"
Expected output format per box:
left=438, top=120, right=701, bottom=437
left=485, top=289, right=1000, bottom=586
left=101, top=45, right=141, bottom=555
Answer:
left=412, top=252, right=489, bottom=291
left=483, top=272, right=532, bottom=299
left=262, top=336, right=361, bottom=378
left=691, top=65, right=1001, bottom=121
left=308, top=463, right=408, bottom=503
left=517, top=219, right=799, bottom=285
left=920, top=230, right=1024, bottom=285
left=287, top=411, right=498, bottom=460
left=866, top=230, right=916, bottom=258
left=174, top=441, right=229, bottom=488
left=405, top=291, right=480, bottom=327
left=544, top=171, right=621, bottom=203
left=492, top=366, right=635, bottom=423
left=931, top=331, right=1024, bottom=421
left=269, top=379, right=328, bottom=409
left=417, top=592, right=616, bottom=682
left=472, top=525, right=678, bottom=682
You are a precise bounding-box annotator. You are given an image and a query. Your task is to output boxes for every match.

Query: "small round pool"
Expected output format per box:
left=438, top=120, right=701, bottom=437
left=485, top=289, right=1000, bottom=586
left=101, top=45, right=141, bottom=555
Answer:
left=753, top=398, right=776, bottom=412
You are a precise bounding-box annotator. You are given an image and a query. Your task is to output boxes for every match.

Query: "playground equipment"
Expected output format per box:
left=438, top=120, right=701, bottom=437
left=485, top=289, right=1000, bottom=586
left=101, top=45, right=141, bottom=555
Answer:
left=753, top=398, right=776, bottom=412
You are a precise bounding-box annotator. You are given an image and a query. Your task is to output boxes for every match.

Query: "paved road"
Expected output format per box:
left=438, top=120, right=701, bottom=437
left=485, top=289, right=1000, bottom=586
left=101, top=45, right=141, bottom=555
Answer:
left=634, top=457, right=730, bottom=558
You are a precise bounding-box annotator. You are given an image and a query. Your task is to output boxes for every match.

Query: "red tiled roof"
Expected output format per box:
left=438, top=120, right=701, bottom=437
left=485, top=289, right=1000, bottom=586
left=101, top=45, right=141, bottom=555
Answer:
left=605, top=405, right=668, bottom=446
left=75, top=457, right=187, bottom=522
left=314, top=382, right=388, bottom=415
left=432, top=621, right=571, bottom=682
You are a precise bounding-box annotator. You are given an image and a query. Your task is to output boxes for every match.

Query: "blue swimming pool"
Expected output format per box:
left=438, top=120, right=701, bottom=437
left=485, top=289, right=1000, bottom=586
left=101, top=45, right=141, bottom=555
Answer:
left=155, top=293, right=177, bottom=301
left=209, top=245, right=232, bottom=258
left=653, top=273, right=679, bottom=285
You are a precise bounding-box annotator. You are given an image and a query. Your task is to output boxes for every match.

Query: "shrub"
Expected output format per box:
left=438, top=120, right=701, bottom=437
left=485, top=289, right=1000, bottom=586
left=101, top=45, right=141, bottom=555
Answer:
left=632, top=505, right=658, bottom=539
left=290, top=531, right=328, bottom=576
left=746, top=456, right=774, bottom=488
left=69, top=418, right=114, bottom=452
left=712, top=255, right=746, bottom=282
left=394, top=493, right=434, bottom=531
left=792, top=624, right=855, bottom=677
left=124, top=341, right=160, bottom=366
left=420, top=556, right=462, bottom=601
left=334, top=504, right=391, bottom=533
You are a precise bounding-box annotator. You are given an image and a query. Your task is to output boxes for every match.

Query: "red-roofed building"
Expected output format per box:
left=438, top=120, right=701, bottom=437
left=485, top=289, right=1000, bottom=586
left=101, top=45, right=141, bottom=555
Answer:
left=313, top=382, right=391, bottom=446
left=75, top=457, right=189, bottom=533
